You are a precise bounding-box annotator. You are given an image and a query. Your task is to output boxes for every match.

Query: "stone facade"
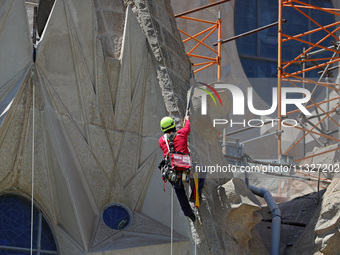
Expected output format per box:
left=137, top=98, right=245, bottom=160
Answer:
left=2, top=0, right=339, bottom=254
left=0, top=0, right=265, bottom=254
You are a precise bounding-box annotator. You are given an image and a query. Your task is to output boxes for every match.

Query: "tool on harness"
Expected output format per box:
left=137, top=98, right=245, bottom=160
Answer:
left=159, top=132, right=192, bottom=185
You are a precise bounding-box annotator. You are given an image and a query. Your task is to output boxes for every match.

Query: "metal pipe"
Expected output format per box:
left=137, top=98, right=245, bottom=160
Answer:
left=326, top=76, right=331, bottom=136
left=317, top=65, right=338, bottom=74
left=240, top=130, right=283, bottom=145
left=226, top=118, right=288, bottom=136
left=222, top=128, right=227, bottom=155
left=295, top=146, right=340, bottom=163
left=249, top=185, right=281, bottom=255
left=242, top=149, right=249, bottom=187
left=298, top=121, right=324, bottom=147
left=326, top=129, right=338, bottom=135
left=174, top=0, right=231, bottom=18
left=278, top=0, right=283, bottom=159
left=217, top=12, right=222, bottom=81
left=305, top=44, right=337, bottom=58
left=262, top=219, right=306, bottom=227
left=213, top=19, right=286, bottom=46
left=304, top=49, right=339, bottom=133
left=302, top=47, right=306, bottom=157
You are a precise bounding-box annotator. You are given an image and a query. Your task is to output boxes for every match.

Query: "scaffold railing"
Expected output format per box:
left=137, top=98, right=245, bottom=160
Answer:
left=174, top=0, right=231, bottom=81
left=278, top=0, right=340, bottom=162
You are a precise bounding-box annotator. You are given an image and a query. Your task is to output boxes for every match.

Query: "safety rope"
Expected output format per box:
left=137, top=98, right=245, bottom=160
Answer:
left=164, top=134, right=170, bottom=153
left=170, top=188, right=174, bottom=255
left=163, top=133, right=174, bottom=254
left=193, top=172, right=199, bottom=255
left=31, top=7, right=37, bottom=255
left=195, top=207, right=197, bottom=255
left=30, top=72, right=35, bottom=255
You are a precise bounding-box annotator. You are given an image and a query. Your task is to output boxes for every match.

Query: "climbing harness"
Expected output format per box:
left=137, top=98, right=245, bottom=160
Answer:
left=160, top=132, right=192, bottom=188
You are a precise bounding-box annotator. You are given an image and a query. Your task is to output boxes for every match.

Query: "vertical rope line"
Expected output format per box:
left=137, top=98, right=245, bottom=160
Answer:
left=195, top=207, right=197, bottom=255
left=31, top=6, right=37, bottom=254
left=30, top=78, right=35, bottom=255
left=170, top=188, right=173, bottom=255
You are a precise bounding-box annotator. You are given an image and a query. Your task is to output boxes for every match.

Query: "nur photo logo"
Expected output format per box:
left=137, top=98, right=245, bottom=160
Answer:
left=197, top=82, right=223, bottom=115
left=197, top=82, right=312, bottom=128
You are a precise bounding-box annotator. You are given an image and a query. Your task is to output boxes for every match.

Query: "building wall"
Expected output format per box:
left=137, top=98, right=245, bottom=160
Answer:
left=0, top=0, right=297, bottom=254
left=0, top=0, right=214, bottom=254
left=1, top=0, right=194, bottom=253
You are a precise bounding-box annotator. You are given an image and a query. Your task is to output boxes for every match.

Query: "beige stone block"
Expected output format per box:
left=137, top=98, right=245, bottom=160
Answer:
left=218, top=178, right=262, bottom=248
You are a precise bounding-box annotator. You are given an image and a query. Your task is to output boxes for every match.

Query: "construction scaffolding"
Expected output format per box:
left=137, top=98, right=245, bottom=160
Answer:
left=175, top=1, right=338, bottom=202
left=177, top=1, right=340, bottom=164
left=277, top=0, right=340, bottom=162
left=174, top=0, right=231, bottom=81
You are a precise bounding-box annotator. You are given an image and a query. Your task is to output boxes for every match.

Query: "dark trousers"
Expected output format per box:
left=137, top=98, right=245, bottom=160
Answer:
left=171, top=181, right=193, bottom=216
left=197, top=172, right=207, bottom=195
left=190, top=171, right=207, bottom=201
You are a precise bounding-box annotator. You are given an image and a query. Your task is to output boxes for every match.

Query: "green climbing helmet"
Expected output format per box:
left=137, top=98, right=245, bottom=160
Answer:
left=160, top=116, right=176, bottom=132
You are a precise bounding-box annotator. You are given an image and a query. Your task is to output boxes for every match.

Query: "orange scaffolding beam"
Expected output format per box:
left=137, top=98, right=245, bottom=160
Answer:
left=278, top=0, right=340, bottom=162
left=175, top=3, right=224, bottom=81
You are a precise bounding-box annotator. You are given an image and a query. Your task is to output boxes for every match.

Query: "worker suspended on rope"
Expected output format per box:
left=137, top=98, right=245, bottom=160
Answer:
left=158, top=116, right=196, bottom=222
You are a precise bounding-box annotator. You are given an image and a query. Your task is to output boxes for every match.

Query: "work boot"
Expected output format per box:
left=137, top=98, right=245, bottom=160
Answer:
left=188, top=212, right=196, bottom=222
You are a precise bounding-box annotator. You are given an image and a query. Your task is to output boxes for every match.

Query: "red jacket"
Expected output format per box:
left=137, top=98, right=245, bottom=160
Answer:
left=159, top=120, right=190, bottom=158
